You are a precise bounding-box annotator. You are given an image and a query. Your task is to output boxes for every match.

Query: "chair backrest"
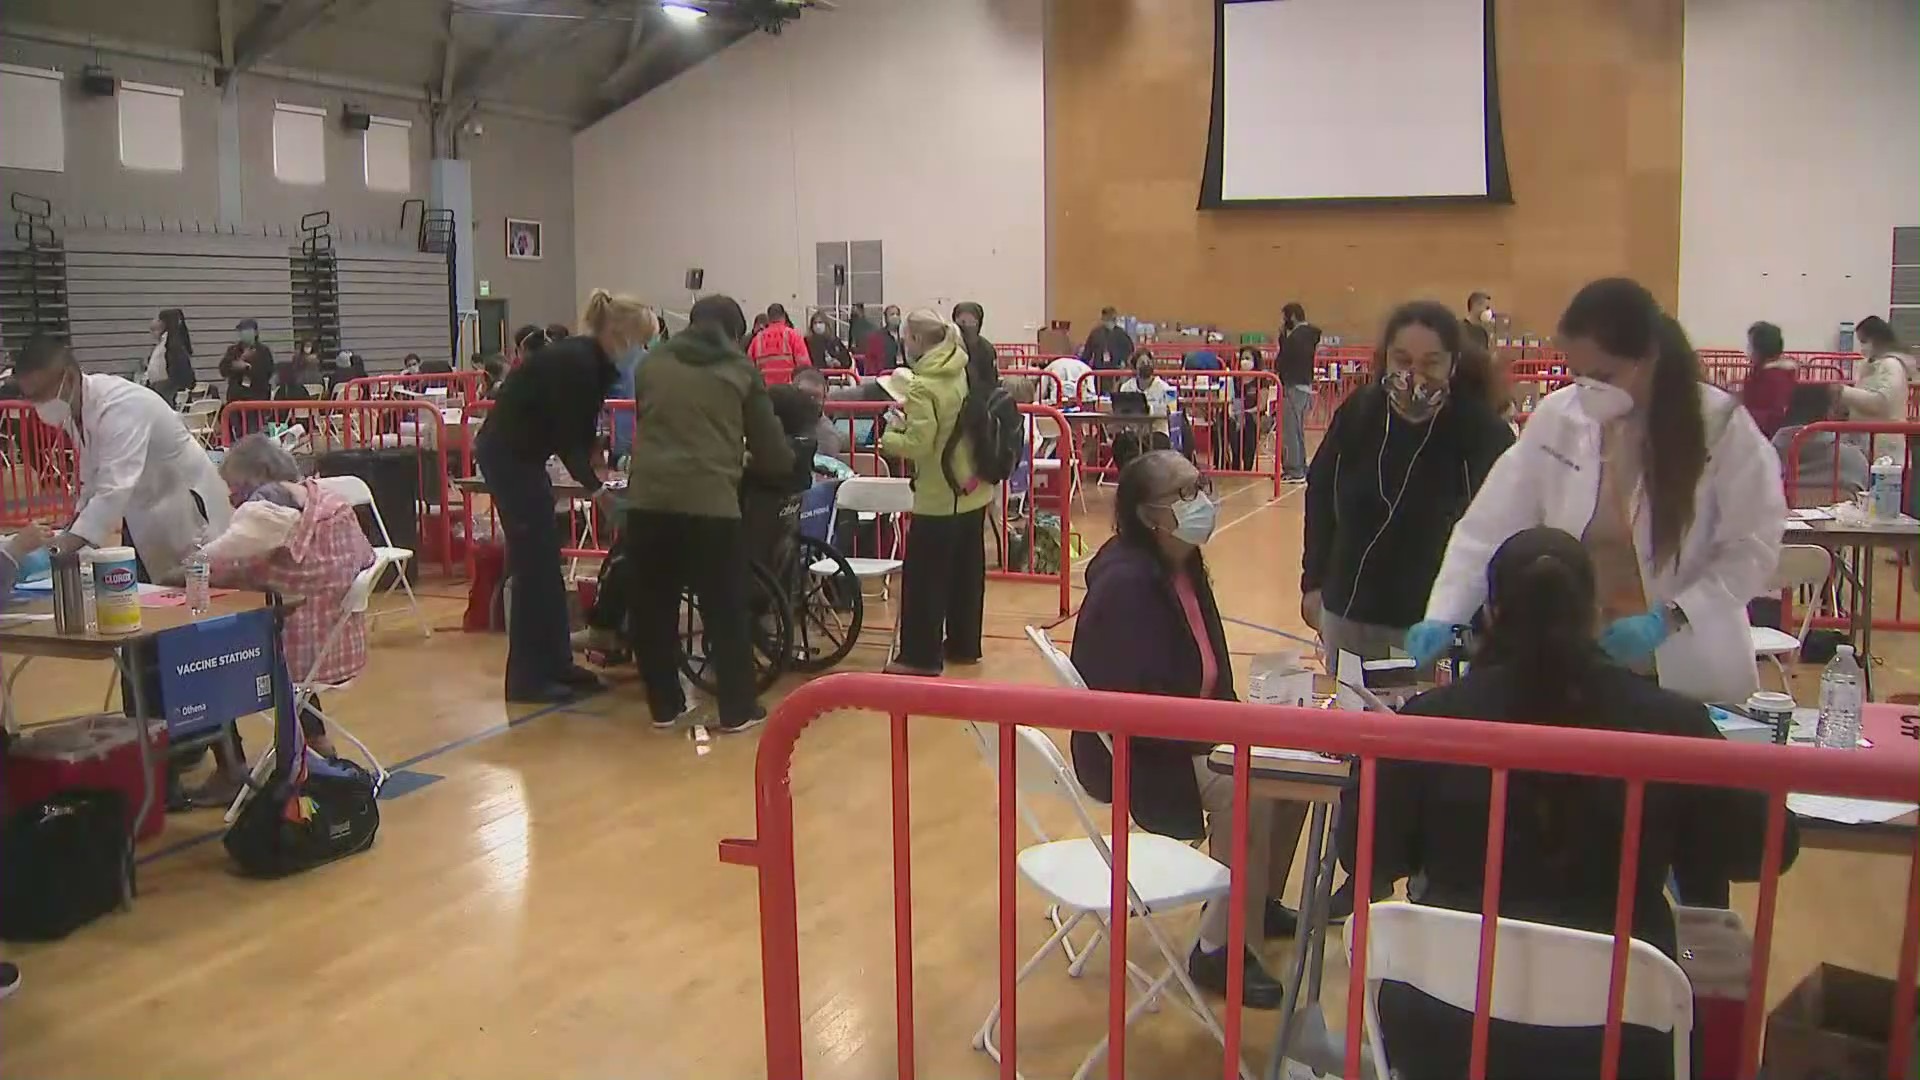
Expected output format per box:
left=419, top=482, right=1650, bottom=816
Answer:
left=847, top=453, right=891, bottom=478
left=1768, top=543, right=1832, bottom=593
left=1025, top=626, right=1089, bottom=691
left=298, top=552, right=392, bottom=684
left=1349, top=902, right=1692, bottom=1079
left=834, top=476, right=914, bottom=515
left=187, top=398, right=222, bottom=418
left=313, top=473, right=396, bottom=549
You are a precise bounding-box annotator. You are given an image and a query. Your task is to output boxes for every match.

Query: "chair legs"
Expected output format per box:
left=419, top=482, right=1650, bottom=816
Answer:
left=1765, top=653, right=1792, bottom=695
left=382, top=564, right=433, bottom=640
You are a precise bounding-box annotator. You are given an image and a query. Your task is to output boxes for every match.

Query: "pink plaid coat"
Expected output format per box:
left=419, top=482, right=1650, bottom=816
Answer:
left=211, top=479, right=376, bottom=685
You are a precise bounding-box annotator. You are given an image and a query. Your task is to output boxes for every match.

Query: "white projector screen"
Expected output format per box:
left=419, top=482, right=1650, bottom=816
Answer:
left=1202, top=0, right=1508, bottom=206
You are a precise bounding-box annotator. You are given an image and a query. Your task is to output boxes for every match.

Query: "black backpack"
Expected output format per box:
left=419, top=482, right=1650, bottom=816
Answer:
left=942, top=368, right=1022, bottom=494
left=0, top=789, right=133, bottom=941
left=224, top=755, right=380, bottom=878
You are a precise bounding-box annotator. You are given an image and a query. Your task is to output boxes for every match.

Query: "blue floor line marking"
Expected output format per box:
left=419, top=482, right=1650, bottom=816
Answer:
left=136, top=697, right=583, bottom=866
left=375, top=768, right=444, bottom=800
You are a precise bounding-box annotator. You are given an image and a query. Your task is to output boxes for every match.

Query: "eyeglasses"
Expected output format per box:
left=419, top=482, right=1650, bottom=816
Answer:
left=1151, top=475, right=1214, bottom=504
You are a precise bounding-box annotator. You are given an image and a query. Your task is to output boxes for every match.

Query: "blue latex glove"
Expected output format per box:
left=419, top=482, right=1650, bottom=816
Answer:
left=1403, top=620, right=1455, bottom=666
left=13, top=545, right=50, bottom=582
left=1598, top=610, right=1671, bottom=664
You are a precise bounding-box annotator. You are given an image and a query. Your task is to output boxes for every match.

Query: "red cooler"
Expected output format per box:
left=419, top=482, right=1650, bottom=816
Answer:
left=3, top=714, right=168, bottom=841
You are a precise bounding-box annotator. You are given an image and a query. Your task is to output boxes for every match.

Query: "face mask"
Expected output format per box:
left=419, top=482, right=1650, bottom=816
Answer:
left=1168, top=492, right=1217, bottom=546
left=617, top=343, right=644, bottom=369
left=1103, top=318, right=1118, bottom=330
left=811, top=324, right=828, bottom=336
left=33, top=370, right=73, bottom=427
left=1479, top=307, right=1496, bottom=326
left=1573, top=376, right=1635, bottom=422
left=152, top=327, right=165, bottom=342
left=1382, top=368, right=1449, bottom=420
left=238, top=328, right=257, bottom=345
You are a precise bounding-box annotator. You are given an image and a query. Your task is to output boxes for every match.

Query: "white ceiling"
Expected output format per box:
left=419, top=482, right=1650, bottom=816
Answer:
left=0, top=0, right=756, bottom=128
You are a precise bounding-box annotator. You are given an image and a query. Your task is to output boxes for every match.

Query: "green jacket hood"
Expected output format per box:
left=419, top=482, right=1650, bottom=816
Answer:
left=657, top=327, right=741, bottom=367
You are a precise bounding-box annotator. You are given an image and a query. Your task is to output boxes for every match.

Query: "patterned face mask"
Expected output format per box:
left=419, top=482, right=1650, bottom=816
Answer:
left=1382, top=367, right=1450, bottom=421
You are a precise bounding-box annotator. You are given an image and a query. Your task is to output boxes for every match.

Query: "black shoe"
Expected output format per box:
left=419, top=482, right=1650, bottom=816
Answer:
left=718, top=706, right=767, bottom=735
left=883, top=661, right=942, bottom=677
left=1264, top=900, right=1300, bottom=940
left=1327, top=880, right=1354, bottom=923
left=0, top=960, right=17, bottom=1001
left=558, top=665, right=605, bottom=691
left=945, top=651, right=983, bottom=666
left=506, top=682, right=580, bottom=705
left=1187, top=943, right=1283, bottom=1010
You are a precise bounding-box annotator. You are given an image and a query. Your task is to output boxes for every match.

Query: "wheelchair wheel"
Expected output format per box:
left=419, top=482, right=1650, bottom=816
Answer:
left=678, top=561, right=790, bottom=696
left=785, top=535, right=864, bottom=673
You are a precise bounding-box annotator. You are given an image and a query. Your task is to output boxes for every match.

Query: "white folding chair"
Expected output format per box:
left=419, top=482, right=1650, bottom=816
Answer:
left=181, top=398, right=222, bottom=446
left=961, top=720, right=1249, bottom=1080
left=224, top=554, right=394, bottom=824
left=824, top=476, right=912, bottom=660
left=1752, top=544, right=1834, bottom=692
left=1348, top=902, right=1693, bottom=1080
left=313, top=474, right=433, bottom=639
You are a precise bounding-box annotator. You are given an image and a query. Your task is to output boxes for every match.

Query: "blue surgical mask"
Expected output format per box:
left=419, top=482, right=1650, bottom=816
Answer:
left=238, top=328, right=257, bottom=345
left=1170, top=492, right=1217, bottom=545
left=617, top=343, right=643, bottom=369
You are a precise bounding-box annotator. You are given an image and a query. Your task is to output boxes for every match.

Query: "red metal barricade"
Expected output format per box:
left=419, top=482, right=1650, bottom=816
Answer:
left=995, top=367, right=1066, bottom=405
left=338, top=371, right=487, bottom=407
left=0, top=400, right=80, bottom=527
left=219, top=399, right=457, bottom=576
left=1782, top=420, right=1917, bottom=633
left=722, top=674, right=1920, bottom=1080
left=994, top=343, right=1040, bottom=364
left=1072, top=369, right=1283, bottom=496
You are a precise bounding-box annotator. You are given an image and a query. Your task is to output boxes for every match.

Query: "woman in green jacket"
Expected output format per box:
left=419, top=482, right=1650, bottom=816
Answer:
left=882, top=309, right=995, bottom=676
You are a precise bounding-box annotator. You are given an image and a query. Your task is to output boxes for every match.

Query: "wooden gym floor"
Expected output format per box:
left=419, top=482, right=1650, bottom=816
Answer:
left=2, top=476, right=1914, bottom=1080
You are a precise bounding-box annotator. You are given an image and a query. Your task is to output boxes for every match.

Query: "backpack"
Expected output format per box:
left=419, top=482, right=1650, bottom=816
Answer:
left=942, top=368, right=1022, bottom=493
left=0, top=789, right=133, bottom=941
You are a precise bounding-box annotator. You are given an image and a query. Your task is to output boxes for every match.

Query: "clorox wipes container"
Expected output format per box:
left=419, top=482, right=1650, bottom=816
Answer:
left=89, top=546, right=141, bottom=634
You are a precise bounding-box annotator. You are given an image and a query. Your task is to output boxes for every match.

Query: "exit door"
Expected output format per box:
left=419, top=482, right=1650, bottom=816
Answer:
left=478, top=298, right=508, bottom=356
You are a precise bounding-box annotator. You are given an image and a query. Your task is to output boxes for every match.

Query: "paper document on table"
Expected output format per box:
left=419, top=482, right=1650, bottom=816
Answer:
left=1789, top=508, right=1835, bottom=522
left=0, top=613, right=54, bottom=626
left=1784, top=520, right=1812, bottom=532
left=1786, top=793, right=1918, bottom=825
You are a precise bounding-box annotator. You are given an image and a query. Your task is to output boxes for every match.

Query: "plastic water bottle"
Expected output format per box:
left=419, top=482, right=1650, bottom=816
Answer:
left=184, top=530, right=212, bottom=617
left=78, top=555, right=97, bottom=631
left=1815, top=645, right=1863, bottom=750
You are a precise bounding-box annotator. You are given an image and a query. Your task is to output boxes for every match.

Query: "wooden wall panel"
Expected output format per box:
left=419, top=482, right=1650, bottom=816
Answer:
left=1044, top=0, right=1684, bottom=341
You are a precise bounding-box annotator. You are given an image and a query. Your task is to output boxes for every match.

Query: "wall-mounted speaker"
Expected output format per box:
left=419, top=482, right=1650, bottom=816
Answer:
left=341, top=105, right=372, bottom=131
left=81, top=66, right=116, bottom=96
left=831, top=264, right=846, bottom=288
left=685, top=268, right=704, bottom=291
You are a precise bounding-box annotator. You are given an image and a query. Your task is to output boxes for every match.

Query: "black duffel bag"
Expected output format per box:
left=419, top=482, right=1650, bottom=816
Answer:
left=0, top=789, right=133, bottom=941
left=224, top=756, right=380, bottom=878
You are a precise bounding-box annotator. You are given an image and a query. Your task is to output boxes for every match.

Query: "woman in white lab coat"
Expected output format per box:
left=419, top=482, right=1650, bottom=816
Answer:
left=1408, top=279, right=1786, bottom=704
left=15, top=335, right=231, bottom=583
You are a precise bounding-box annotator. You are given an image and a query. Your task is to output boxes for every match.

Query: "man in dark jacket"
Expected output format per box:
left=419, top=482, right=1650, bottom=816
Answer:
left=858, top=304, right=904, bottom=375
left=951, top=300, right=997, bottom=383
left=1276, top=302, right=1321, bottom=481
left=1461, top=289, right=1494, bottom=351
left=1079, top=306, right=1134, bottom=370
left=624, top=293, right=794, bottom=733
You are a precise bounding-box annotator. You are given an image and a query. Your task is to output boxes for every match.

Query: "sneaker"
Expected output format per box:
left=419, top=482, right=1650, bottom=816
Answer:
left=1264, top=899, right=1301, bottom=939
left=505, top=682, right=581, bottom=706
left=1281, top=473, right=1308, bottom=484
left=944, top=652, right=984, bottom=666
left=1186, top=943, right=1283, bottom=1010
left=570, top=626, right=620, bottom=654
left=650, top=704, right=692, bottom=730
left=718, top=707, right=767, bottom=735
left=883, top=661, right=942, bottom=677
left=0, top=961, right=19, bottom=1001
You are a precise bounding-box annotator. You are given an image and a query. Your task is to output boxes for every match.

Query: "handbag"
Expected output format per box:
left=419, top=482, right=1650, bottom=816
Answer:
left=0, top=789, right=133, bottom=941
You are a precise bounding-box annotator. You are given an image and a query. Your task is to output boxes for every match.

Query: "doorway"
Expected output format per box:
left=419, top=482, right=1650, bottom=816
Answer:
left=478, top=298, right=509, bottom=357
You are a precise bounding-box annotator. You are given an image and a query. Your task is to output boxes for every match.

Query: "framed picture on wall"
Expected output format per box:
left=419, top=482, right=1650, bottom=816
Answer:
left=506, top=218, right=542, bottom=261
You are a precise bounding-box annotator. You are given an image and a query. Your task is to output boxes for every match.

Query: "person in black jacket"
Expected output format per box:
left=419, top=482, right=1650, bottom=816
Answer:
left=1070, top=451, right=1302, bottom=1009
left=951, top=300, right=997, bottom=384
left=804, top=312, right=852, bottom=369
left=1301, top=300, right=1512, bottom=662
left=475, top=289, right=654, bottom=704
left=149, top=308, right=196, bottom=406
left=1276, top=301, right=1322, bottom=481
left=1337, top=527, right=1796, bottom=1080
left=219, top=319, right=273, bottom=432
left=1079, top=305, right=1134, bottom=370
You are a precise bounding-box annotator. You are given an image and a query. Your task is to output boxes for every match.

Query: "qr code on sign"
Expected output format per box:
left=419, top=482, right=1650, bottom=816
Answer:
left=256, top=674, right=272, bottom=697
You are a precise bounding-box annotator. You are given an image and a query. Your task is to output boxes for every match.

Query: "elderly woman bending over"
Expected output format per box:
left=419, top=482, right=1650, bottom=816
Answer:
left=206, top=434, right=376, bottom=760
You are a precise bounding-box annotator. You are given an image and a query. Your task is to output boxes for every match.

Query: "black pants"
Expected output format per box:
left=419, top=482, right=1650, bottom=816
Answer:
left=476, top=435, right=572, bottom=695
left=626, top=508, right=758, bottom=726
left=895, top=507, right=986, bottom=669
left=588, top=547, right=630, bottom=632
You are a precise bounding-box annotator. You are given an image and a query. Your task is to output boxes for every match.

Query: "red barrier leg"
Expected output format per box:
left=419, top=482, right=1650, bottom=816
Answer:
left=890, top=711, right=916, bottom=1079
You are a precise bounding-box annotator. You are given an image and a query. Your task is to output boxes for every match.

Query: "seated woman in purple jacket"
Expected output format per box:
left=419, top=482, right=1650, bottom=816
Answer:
left=1068, top=451, right=1301, bottom=1010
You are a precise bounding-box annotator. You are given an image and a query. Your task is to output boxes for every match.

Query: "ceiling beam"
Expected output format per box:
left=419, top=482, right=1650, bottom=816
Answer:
left=436, top=1, right=460, bottom=101
left=227, top=0, right=348, bottom=78
left=597, top=2, right=659, bottom=99
left=445, top=17, right=589, bottom=130
left=217, top=0, right=236, bottom=69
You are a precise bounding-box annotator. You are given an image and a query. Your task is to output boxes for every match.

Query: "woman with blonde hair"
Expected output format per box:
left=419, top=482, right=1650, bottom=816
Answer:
left=476, top=289, right=655, bottom=703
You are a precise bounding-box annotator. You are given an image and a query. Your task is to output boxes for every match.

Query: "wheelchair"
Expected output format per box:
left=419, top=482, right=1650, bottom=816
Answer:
left=584, top=468, right=866, bottom=696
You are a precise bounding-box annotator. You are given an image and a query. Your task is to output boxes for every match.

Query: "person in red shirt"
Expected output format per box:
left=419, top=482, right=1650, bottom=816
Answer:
left=1740, top=320, right=1797, bottom=437
left=746, top=303, right=809, bottom=386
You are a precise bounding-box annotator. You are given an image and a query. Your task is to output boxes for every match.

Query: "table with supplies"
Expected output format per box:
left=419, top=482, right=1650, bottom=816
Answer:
left=1784, top=509, right=1920, bottom=700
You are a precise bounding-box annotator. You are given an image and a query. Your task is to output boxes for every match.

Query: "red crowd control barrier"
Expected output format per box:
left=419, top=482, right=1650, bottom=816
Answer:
left=994, top=367, right=1065, bottom=405
left=220, top=399, right=458, bottom=577
left=0, top=401, right=79, bottom=527
left=339, top=371, right=488, bottom=407
left=722, top=674, right=1920, bottom=1080
left=1072, top=369, right=1283, bottom=496
left=1782, top=420, right=1917, bottom=633
left=993, top=343, right=1040, bottom=363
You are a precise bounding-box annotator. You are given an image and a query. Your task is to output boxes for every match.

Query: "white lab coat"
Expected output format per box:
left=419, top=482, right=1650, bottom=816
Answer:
left=1425, top=382, right=1785, bottom=704
left=67, top=374, right=232, bottom=583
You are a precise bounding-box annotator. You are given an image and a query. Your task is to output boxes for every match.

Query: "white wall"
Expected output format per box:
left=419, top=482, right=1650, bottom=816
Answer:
left=573, top=0, right=1045, bottom=339
left=1679, top=0, right=1920, bottom=350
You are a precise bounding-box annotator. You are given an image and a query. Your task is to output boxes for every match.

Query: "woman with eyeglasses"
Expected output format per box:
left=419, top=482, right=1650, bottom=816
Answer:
left=1302, top=300, right=1513, bottom=664
left=1070, top=450, right=1299, bottom=1009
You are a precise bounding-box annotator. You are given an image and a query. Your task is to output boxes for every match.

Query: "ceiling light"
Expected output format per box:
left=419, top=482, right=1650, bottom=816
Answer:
left=661, top=3, right=707, bottom=25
